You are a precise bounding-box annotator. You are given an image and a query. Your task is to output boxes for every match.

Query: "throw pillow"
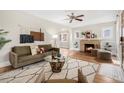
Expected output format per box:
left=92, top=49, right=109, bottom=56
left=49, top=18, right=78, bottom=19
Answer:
left=40, top=47, right=45, bottom=53
left=36, top=47, right=42, bottom=54
left=78, top=69, right=88, bottom=83
left=30, top=45, right=39, bottom=55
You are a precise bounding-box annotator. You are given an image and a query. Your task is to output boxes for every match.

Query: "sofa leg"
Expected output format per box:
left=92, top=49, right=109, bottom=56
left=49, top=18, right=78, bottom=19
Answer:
left=22, top=66, right=24, bottom=70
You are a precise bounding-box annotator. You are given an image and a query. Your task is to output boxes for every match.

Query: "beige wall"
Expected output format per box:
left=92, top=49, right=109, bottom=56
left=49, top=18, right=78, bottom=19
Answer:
left=72, top=21, right=117, bottom=55
left=0, top=11, right=70, bottom=67
left=73, top=21, right=116, bottom=40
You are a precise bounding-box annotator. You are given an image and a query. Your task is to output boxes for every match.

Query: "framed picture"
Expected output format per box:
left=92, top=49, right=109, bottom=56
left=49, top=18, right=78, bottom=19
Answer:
left=102, top=27, right=113, bottom=39
left=60, top=32, right=68, bottom=42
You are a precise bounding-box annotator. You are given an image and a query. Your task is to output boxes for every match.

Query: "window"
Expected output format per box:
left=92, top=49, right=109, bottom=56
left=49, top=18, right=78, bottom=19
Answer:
left=60, top=32, right=68, bottom=42
left=102, top=27, right=113, bottom=39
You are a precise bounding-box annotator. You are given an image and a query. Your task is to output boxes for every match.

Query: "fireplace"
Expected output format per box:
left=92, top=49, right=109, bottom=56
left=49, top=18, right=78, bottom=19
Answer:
left=80, top=39, right=100, bottom=52
left=85, top=44, right=94, bottom=52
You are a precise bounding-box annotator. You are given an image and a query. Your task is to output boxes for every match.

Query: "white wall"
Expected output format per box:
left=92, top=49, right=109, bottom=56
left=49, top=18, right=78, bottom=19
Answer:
left=71, top=22, right=117, bottom=55
left=0, top=11, right=70, bottom=67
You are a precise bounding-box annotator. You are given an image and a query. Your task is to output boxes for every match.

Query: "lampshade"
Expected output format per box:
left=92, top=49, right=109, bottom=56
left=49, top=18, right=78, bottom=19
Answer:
left=53, top=35, right=58, bottom=39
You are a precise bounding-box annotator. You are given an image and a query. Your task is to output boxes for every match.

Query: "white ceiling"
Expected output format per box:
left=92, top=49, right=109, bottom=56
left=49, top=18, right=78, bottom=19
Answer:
left=23, top=10, right=119, bottom=28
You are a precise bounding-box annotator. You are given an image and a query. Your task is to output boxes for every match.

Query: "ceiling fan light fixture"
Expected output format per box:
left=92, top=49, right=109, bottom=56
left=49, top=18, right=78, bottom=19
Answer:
left=66, top=13, right=84, bottom=23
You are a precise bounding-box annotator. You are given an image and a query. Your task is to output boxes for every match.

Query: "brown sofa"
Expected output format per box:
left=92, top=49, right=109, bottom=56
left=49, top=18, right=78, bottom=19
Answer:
left=9, top=44, right=59, bottom=68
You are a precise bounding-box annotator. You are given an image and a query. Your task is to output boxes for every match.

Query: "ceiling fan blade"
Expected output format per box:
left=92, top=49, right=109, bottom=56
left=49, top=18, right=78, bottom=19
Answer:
left=76, top=15, right=84, bottom=17
left=69, top=19, right=73, bottom=23
left=75, top=19, right=83, bottom=21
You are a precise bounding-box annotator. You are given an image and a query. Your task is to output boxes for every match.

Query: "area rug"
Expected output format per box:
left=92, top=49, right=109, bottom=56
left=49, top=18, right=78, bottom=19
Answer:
left=0, top=57, right=99, bottom=83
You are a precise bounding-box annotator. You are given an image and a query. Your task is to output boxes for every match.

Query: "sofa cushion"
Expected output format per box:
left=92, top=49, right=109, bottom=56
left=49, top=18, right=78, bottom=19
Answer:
left=39, top=47, right=45, bottom=53
left=47, top=48, right=53, bottom=52
left=38, top=44, right=52, bottom=52
left=30, top=45, right=39, bottom=55
left=18, top=54, right=45, bottom=63
left=13, top=46, right=31, bottom=56
left=45, top=51, right=52, bottom=56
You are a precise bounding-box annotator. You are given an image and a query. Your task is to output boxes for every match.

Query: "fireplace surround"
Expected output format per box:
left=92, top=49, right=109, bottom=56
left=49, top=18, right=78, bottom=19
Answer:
left=80, top=39, right=100, bottom=52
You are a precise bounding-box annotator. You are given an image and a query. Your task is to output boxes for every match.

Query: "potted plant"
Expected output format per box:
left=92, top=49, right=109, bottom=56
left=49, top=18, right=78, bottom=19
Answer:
left=81, top=32, right=85, bottom=38
left=104, top=42, right=112, bottom=51
left=74, top=41, right=78, bottom=48
left=0, top=29, right=11, bottom=49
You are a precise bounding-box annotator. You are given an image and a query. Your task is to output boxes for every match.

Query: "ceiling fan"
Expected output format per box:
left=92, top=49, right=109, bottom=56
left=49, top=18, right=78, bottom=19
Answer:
left=66, top=13, right=84, bottom=23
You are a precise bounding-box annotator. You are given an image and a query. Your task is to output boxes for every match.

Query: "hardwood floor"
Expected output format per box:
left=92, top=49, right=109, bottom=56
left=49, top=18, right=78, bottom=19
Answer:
left=60, top=48, right=113, bottom=64
left=0, top=66, right=14, bottom=74
left=0, top=48, right=122, bottom=83
left=94, top=74, right=120, bottom=83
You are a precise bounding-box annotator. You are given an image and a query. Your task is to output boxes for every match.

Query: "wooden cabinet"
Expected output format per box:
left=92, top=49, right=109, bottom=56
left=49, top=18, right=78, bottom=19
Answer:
left=30, top=31, right=44, bottom=41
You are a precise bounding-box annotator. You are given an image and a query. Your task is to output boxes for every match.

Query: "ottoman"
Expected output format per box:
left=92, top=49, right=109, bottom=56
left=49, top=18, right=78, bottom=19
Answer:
left=97, top=50, right=111, bottom=60
left=91, top=49, right=98, bottom=57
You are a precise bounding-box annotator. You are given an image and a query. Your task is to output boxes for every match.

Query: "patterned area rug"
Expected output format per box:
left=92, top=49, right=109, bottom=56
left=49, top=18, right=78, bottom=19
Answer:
left=99, top=64, right=124, bottom=82
left=0, top=57, right=99, bottom=83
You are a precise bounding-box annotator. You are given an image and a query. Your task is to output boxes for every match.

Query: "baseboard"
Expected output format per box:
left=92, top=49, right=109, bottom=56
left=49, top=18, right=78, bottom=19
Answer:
left=70, top=48, right=80, bottom=51
left=0, top=61, right=11, bottom=68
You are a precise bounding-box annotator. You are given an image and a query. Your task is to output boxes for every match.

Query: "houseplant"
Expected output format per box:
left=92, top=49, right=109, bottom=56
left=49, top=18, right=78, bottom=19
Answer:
left=104, top=42, right=112, bottom=51
left=0, top=29, right=11, bottom=49
left=81, top=32, right=85, bottom=38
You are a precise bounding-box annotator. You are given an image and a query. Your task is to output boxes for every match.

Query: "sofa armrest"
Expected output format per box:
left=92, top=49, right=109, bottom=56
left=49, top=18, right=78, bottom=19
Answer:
left=9, top=51, right=18, bottom=67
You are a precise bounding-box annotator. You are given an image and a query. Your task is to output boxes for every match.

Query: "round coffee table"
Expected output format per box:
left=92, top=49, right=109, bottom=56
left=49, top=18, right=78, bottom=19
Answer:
left=45, top=55, right=65, bottom=73
left=49, top=62, right=65, bottom=73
